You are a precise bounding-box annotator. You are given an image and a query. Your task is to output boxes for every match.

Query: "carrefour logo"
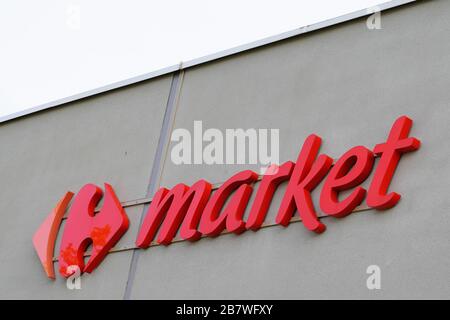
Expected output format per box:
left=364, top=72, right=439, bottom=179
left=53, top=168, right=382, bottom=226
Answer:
left=33, top=116, right=420, bottom=280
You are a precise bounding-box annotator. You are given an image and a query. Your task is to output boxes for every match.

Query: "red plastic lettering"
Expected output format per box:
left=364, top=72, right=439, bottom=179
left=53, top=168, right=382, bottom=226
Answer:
left=320, top=146, right=374, bottom=217
left=179, top=180, right=213, bottom=241
left=367, top=116, right=421, bottom=209
left=246, top=162, right=294, bottom=231
left=276, top=135, right=333, bottom=233
left=199, top=170, right=258, bottom=236
left=136, top=180, right=212, bottom=248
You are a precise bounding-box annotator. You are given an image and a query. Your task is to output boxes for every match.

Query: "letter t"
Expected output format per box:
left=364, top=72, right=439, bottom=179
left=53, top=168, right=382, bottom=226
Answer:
left=367, top=115, right=421, bottom=210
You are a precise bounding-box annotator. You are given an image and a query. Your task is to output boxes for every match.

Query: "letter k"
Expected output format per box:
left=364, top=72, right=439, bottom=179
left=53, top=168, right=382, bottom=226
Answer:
left=276, top=134, right=333, bottom=233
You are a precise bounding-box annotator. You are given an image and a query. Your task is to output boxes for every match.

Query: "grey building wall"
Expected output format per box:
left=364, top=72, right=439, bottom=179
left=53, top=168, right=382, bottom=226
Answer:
left=0, top=77, right=173, bottom=298
left=0, top=0, right=449, bottom=299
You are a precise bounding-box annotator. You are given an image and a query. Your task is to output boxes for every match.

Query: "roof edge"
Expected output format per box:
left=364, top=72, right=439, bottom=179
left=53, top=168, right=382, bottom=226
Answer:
left=0, top=0, right=415, bottom=124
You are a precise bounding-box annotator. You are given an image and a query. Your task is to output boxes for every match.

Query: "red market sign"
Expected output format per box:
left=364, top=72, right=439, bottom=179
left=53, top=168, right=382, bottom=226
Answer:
left=33, top=116, right=421, bottom=279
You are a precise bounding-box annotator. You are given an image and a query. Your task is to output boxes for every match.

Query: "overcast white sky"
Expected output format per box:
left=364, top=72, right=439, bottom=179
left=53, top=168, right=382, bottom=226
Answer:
left=0, top=0, right=384, bottom=119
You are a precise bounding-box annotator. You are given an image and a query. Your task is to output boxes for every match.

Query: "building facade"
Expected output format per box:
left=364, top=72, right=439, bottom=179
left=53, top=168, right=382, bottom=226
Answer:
left=0, top=0, right=449, bottom=299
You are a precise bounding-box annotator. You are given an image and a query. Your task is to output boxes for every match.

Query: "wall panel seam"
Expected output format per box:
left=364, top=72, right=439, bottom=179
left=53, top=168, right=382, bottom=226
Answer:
left=122, top=71, right=182, bottom=300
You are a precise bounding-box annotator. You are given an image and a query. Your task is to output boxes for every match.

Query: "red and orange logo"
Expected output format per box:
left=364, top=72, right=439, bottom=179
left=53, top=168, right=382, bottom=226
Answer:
left=33, top=184, right=129, bottom=279
left=33, top=116, right=421, bottom=280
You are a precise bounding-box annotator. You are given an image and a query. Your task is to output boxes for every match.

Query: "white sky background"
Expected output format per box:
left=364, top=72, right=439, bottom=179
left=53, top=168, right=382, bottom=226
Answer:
left=0, top=0, right=384, bottom=119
